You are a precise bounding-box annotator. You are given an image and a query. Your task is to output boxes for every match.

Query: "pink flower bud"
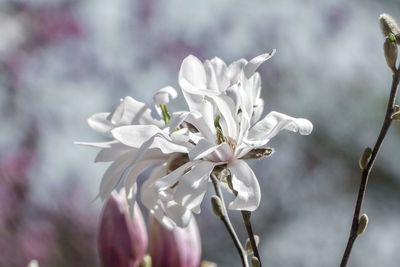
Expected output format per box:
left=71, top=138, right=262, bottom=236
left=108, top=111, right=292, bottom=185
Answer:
left=149, top=216, right=201, bottom=267
left=98, top=192, right=148, bottom=267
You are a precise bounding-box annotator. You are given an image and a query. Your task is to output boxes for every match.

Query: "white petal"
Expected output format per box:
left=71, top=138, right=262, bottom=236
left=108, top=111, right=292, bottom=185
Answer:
left=110, top=96, right=163, bottom=127
left=153, top=86, right=178, bottom=105
left=168, top=111, right=215, bottom=142
left=179, top=55, right=219, bottom=113
left=122, top=158, right=163, bottom=191
left=228, top=160, right=261, bottom=211
left=95, top=142, right=133, bottom=162
left=98, top=150, right=137, bottom=199
left=251, top=98, right=264, bottom=125
left=188, top=139, right=216, bottom=160
left=165, top=204, right=193, bottom=228
left=150, top=135, right=189, bottom=154
left=74, top=140, right=115, bottom=148
left=244, top=50, right=276, bottom=78
left=88, top=112, right=113, bottom=135
left=154, top=161, right=196, bottom=191
left=204, top=57, right=229, bottom=92
left=227, top=59, right=247, bottom=82
left=208, top=94, right=237, bottom=138
left=247, top=111, right=313, bottom=145
left=111, top=125, right=163, bottom=148
left=179, top=55, right=207, bottom=90
left=174, top=161, right=215, bottom=212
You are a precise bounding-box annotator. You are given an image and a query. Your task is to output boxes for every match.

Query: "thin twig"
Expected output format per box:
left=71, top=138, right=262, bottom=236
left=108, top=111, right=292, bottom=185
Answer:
left=241, top=211, right=262, bottom=266
left=210, top=174, right=249, bottom=267
left=340, top=69, right=400, bottom=267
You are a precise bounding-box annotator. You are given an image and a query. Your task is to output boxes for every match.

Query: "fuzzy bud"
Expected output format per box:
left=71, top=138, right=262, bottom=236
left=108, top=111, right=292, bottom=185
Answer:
left=391, top=109, right=400, bottom=120
left=251, top=257, right=261, bottom=267
left=211, top=195, right=225, bottom=217
left=357, top=213, right=369, bottom=235
left=379, top=14, right=400, bottom=37
left=359, top=147, right=372, bottom=170
left=200, top=261, right=217, bottom=267
left=245, top=235, right=260, bottom=255
left=384, top=37, right=398, bottom=73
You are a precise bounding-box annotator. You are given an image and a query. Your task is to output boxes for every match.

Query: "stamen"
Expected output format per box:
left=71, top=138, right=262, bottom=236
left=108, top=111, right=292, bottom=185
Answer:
left=159, top=104, right=171, bottom=124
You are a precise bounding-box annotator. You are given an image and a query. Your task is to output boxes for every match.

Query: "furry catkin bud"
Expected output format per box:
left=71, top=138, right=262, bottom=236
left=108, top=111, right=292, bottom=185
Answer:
left=200, top=261, right=217, bottom=267
left=359, top=147, right=372, bottom=170
left=379, top=14, right=400, bottom=37
left=251, top=257, right=261, bottom=267
left=211, top=196, right=224, bottom=217
left=384, top=38, right=398, bottom=72
left=245, top=235, right=260, bottom=255
left=391, top=110, right=400, bottom=120
left=357, top=213, right=369, bottom=235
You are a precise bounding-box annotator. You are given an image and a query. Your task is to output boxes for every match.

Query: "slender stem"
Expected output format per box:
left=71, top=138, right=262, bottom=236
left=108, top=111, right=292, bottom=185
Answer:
left=241, top=211, right=262, bottom=266
left=210, top=174, right=249, bottom=267
left=340, top=69, right=400, bottom=267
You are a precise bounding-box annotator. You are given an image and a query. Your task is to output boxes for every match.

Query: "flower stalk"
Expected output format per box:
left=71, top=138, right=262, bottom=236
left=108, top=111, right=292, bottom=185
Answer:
left=241, top=211, right=262, bottom=266
left=210, top=173, right=249, bottom=267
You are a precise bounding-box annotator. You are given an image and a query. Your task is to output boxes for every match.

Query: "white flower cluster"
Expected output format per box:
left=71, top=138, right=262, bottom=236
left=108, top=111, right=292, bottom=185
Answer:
left=80, top=51, right=313, bottom=229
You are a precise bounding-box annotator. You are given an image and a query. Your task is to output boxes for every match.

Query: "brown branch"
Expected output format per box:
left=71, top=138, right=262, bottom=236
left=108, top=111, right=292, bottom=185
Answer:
left=241, top=211, right=262, bottom=266
left=340, top=69, right=400, bottom=267
left=210, top=174, right=249, bottom=267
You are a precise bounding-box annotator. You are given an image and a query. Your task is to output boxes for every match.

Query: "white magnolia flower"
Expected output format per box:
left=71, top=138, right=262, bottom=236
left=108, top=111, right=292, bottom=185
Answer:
left=78, top=88, right=192, bottom=208
left=81, top=51, right=313, bottom=229
left=145, top=52, right=313, bottom=223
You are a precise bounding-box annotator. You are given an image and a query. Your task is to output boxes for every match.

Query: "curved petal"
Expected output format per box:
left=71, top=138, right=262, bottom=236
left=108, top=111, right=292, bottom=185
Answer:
left=228, top=160, right=261, bottom=211
left=153, top=86, right=178, bottom=105
left=110, top=96, right=162, bottom=127
left=111, top=125, right=164, bottom=148
left=154, top=161, right=196, bottom=191
left=168, top=111, right=215, bottom=142
left=174, top=161, right=216, bottom=212
left=204, top=57, right=229, bottom=92
left=88, top=112, right=113, bottom=135
left=244, top=50, right=276, bottom=78
left=95, top=142, right=133, bottom=162
left=179, top=55, right=207, bottom=91
left=247, top=111, right=313, bottom=146
left=98, top=150, right=137, bottom=199
left=208, top=94, right=237, bottom=138
left=179, top=55, right=219, bottom=113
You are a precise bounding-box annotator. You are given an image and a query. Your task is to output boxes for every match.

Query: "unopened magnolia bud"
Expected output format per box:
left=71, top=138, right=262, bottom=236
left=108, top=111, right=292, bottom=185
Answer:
left=357, top=213, right=369, bottom=235
left=245, top=235, right=260, bottom=255
left=359, top=147, right=372, bottom=170
left=251, top=257, right=261, bottom=267
left=211, top=195, right=224, bottom=217
left=99, top=192, right=148, bottom=267
left=149, top=216, right=201, bottom=267
left=384, top=38, right=398, bottom=72
left=379, top=14, right=400, bottom=37
left=139, top=255, right=152, bottom=267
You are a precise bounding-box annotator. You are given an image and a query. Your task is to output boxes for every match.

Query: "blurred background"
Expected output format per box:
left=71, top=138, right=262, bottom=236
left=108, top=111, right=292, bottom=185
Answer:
left=1, top=0, right=400, bottom=266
